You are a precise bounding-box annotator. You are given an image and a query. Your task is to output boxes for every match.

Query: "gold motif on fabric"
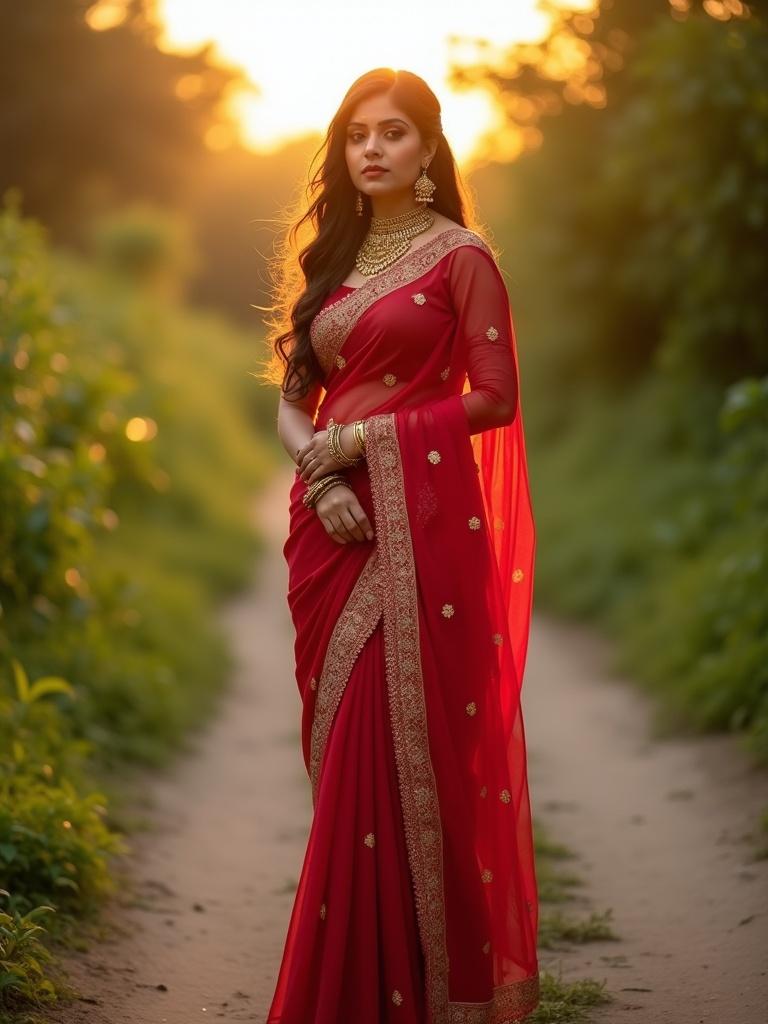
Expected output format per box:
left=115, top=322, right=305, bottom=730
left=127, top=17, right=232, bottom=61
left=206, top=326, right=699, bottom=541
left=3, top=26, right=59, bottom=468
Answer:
left=492, top=633, right=503, bottom=646
left=383, top=373, right=397, bottom=386
left=416, top=480, right=439, bottom=528
left=441, top=603, right=455, bottom=618
left=482, top=941, right=491, bottom=955
left=480, top=785, right=488, bottom=798
left=512, top=568, right=524, bottom=582
left=440, top=366, right=450, bottom=381
left=365, top=412, right=451, bottom=1020
left=468, top=516, right=481, bottom=530
left=309, top=550, right=383, bottom=805
left=412, top=292, right=427, bottom=304
left=428, top=450, right=442, bottom=464
left=335, top=354, right=346, bottom=369
left=319, top=902, right=326, bottom=919
left=499, top=789, right=511, bottom=804
left=485, top=325, right=499, bottom=341
left=364, top=832, right=376, bottom=848
left=309, top=676, right=317, bottom=690
left=392, top=990, right=404, bottom=1006
left=309, top=228, right=495, bottom=377
left=466, top=701, right=477, bottom=717
left=447, top=975, right=541, bottom=1024
left=481, top=868, right=493, bottom=883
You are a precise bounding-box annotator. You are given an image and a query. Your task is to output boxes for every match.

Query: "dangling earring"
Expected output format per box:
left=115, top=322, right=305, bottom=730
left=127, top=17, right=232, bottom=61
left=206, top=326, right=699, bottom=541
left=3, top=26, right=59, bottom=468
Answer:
left=355, top=190, right=364, bottom=216
left=414, top=161, right=436, bottom=204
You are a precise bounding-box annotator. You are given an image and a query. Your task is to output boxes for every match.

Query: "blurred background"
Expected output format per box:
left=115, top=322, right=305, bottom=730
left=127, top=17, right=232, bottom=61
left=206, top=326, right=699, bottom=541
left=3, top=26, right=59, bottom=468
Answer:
left=1, top=0, right=766, bottom=1015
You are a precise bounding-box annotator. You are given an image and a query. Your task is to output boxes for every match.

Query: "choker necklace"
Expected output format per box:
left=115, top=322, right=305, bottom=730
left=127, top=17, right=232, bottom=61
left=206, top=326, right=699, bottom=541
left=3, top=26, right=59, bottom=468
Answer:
left=355, top=205, right=435, bottom=276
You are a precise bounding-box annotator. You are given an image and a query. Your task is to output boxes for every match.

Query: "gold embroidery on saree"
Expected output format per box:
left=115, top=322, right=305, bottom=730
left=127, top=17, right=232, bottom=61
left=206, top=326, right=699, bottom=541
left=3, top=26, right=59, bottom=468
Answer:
left=365, top=411, right=451, bottom=1020
left=448, top=975, right=541, bottom=1024
left=309, top=549, right=383, bottom=804
left=310, top=227, right=494, bottom=378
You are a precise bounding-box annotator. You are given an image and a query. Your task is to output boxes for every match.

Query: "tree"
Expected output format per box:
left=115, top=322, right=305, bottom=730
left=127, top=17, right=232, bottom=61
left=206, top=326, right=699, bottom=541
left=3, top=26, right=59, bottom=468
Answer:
left=0, top=0, right=245, bottom=239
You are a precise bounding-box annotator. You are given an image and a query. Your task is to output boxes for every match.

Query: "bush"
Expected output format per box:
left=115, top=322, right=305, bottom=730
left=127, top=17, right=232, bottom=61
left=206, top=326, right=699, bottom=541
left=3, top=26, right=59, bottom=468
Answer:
left=0, top=195, right=273, bottom=767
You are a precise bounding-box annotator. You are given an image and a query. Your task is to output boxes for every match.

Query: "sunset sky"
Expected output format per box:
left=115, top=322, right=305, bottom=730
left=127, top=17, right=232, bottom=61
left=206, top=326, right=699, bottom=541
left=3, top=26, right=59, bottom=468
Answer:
left=154, top=0, right=596, bottom=165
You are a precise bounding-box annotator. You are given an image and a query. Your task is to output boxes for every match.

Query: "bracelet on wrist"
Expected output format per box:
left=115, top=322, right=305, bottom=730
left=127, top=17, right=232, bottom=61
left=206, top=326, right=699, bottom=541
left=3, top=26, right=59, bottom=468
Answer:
left=302, top=472, right=351, bottom=509
left=327, top=421, right=363, bottom=468
left=352, top=419, right=366, bottom=456
left=306, top=477, right=352, bottom=509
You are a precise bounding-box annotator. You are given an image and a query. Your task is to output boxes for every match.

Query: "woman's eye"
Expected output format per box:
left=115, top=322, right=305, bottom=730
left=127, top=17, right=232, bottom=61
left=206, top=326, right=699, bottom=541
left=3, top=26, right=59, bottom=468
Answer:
left=348, top=131, right=403, bottom=142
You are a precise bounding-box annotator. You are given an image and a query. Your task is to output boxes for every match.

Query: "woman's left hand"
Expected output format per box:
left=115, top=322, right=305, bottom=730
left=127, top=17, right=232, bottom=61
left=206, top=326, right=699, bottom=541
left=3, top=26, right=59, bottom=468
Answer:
left=297, top=429, right=347, bottom=484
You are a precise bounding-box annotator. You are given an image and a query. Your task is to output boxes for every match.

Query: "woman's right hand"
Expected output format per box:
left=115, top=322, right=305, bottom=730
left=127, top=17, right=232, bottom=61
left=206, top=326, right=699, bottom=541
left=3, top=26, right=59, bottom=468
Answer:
left=315, top=481, right=375, bottom=544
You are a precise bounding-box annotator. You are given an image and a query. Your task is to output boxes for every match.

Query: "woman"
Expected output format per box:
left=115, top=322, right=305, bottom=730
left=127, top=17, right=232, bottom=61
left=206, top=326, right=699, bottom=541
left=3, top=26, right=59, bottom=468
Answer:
left=262, top=67, right=538, bottom=1024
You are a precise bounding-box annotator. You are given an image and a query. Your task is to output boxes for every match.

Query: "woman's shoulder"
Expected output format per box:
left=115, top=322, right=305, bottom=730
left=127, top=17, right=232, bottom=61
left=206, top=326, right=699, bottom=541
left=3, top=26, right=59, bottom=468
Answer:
left=431, top=218, right=497, bottom=260
left=436, top=225, right=499, bottom=275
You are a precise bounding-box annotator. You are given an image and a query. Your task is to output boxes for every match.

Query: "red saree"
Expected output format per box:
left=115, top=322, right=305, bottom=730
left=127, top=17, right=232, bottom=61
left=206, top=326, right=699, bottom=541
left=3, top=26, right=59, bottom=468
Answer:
left=268, top=227, right=538, bottom=1023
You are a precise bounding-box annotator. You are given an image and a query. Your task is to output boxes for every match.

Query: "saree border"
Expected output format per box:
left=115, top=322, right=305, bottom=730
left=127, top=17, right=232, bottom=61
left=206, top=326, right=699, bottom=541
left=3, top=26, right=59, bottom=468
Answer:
left=309, top=548, right=383, bottom=806
left=310, top=227, right=494, bottom=378
left=448, top=975, right=540, bottom=1024
left=365, top=411, right=451, bottom=1022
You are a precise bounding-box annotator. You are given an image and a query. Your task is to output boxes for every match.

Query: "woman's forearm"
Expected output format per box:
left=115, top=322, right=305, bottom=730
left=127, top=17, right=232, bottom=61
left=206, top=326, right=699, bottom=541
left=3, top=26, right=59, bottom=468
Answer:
left=277, top=400, right=316, bottom=466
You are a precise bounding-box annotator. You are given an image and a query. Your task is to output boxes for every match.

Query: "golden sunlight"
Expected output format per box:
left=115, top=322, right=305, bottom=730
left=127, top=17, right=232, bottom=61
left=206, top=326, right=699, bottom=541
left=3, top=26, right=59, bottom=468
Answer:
left=156, top=0, right=597, bottom=166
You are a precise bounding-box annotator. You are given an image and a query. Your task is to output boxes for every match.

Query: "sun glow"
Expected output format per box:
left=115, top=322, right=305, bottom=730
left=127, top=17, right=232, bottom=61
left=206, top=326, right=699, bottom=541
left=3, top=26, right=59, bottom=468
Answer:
left=155, top=0, right=596, bottom=166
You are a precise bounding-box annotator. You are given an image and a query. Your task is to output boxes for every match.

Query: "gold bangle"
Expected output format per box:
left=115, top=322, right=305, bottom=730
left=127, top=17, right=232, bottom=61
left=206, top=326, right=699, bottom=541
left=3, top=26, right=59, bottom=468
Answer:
left=352, top=419, right=366, bottom=456
left=306, top=477, right=352, bottom=509
left=302, top=472, right=350, bottom=509
left=327, top=422, right=361, bottom=468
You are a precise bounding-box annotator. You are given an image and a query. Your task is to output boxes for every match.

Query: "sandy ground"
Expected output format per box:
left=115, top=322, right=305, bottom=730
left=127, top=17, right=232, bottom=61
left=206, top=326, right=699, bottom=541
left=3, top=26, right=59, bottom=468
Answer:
left=43, top=467, right=768, bottom=1024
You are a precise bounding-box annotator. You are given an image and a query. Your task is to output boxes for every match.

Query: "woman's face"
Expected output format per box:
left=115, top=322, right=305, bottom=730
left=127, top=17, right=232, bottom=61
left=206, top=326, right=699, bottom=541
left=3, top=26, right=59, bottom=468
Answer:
left=344, top=92, right=434, bottom=201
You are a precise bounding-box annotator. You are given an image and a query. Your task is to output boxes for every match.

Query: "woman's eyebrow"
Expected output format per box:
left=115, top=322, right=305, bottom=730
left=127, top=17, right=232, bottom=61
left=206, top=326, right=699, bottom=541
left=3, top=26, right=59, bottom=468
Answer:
left=346, top=118, right=409, bottom=128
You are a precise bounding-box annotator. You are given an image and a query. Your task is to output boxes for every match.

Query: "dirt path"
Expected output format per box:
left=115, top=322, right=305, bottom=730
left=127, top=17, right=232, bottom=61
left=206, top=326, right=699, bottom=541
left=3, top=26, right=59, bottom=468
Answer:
left=44, top=468, right=768, bottom=1024
left=525, top=619, right=768, bottom=1023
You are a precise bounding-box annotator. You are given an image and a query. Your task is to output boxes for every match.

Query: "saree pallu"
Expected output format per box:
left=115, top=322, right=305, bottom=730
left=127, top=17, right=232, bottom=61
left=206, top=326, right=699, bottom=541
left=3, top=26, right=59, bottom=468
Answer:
left=267, top=228, right=538, bottom=1024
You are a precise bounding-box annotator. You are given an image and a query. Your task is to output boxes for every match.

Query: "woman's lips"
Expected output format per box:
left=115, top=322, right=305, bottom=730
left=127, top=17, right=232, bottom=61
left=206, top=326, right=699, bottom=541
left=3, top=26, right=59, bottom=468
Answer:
left=363, top=168, right=388, bottom=176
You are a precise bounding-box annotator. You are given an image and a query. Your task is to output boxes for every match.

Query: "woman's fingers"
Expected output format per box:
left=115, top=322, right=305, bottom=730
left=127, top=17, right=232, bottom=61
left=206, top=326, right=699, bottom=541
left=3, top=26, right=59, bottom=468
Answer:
left=340, top=507, right=365, bottom=542
left=330, top=512, right=355, bottom=543
left=348, top=503, right=374, bottom=541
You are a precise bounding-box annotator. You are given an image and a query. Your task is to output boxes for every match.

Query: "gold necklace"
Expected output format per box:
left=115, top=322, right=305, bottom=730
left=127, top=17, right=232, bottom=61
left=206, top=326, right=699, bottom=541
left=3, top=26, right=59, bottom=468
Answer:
left=355, top=205, right=435, bottom=276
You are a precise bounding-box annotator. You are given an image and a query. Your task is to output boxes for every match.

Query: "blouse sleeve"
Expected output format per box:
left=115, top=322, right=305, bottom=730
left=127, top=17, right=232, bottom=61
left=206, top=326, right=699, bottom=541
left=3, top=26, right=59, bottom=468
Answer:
left=448, top=244, right=519, bottom=435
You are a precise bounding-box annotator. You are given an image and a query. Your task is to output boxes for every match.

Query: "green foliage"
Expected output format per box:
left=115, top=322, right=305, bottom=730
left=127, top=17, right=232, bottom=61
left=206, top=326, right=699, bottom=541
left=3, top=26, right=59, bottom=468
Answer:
left=529, top=971, right=612, bottom=1023
left=86, top=202, right=200, bottom=297
left=0, top=659, right=125, bottom=925
left=489, top=10, right=768, bottom=758
left=602, top=12, right=768, bottom=382
left=0, top=894, right=69, bottom=1017
left=0, top=195, right=272, bottom=767
left=530, top=374, right=768, bottom=756
left=531, top=820, right=615, bottom=1019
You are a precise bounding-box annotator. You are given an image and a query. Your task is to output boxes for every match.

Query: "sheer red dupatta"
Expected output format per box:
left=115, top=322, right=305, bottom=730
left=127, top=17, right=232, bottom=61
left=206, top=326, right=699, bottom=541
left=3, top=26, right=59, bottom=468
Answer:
left=281, top=229, right=538, bottom=1023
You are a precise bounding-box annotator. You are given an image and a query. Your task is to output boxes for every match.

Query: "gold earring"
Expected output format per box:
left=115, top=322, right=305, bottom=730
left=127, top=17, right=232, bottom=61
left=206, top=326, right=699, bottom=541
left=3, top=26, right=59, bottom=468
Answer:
left=414, top=162, right=436, bottom=204
left=355, top=190, right=364, bottom=216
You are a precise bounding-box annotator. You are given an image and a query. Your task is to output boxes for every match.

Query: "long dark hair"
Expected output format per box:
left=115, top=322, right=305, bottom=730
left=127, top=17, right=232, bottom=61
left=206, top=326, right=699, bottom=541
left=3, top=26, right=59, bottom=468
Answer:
left=258, top=67, right=485, bottom=401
